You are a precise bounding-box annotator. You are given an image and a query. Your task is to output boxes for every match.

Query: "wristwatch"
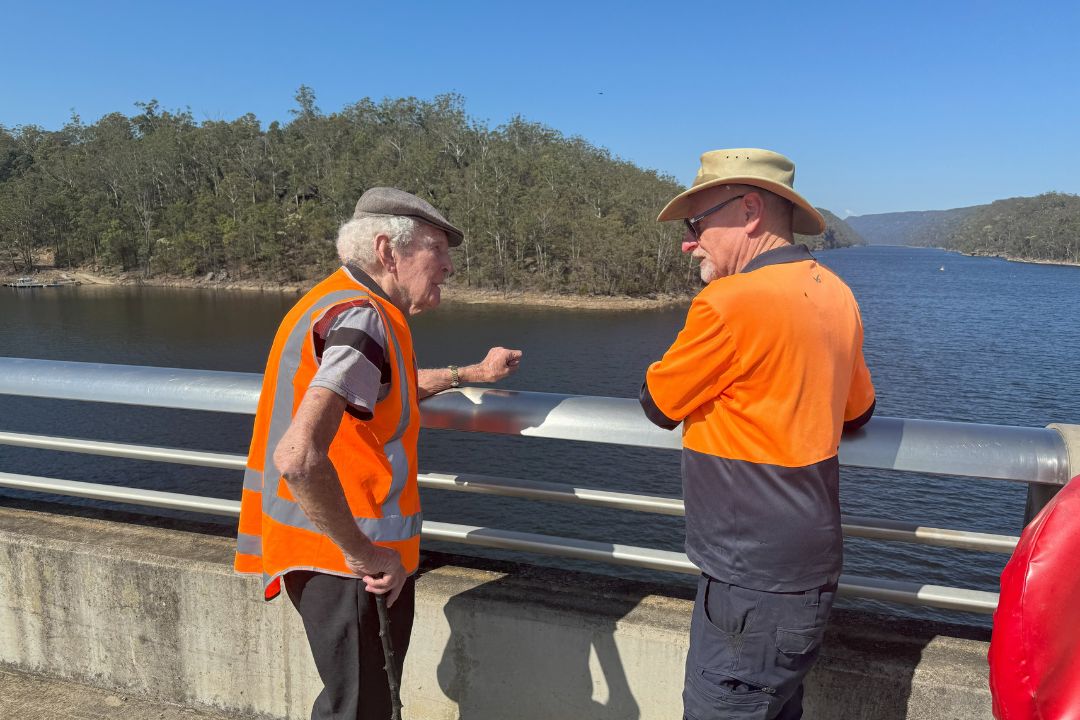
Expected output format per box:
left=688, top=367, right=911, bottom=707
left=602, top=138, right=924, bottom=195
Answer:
left=449, top=365, right=460, bottom=388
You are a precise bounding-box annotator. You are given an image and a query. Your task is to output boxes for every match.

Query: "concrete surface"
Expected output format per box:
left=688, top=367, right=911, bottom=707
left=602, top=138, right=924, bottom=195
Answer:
left=0, top=665, right=240, bottom=719
left=0, top=501, right=994, bottom=719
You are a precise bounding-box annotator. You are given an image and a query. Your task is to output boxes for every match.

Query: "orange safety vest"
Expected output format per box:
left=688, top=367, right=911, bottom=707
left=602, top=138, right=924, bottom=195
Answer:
left=234, top=267, right=421, bottom=600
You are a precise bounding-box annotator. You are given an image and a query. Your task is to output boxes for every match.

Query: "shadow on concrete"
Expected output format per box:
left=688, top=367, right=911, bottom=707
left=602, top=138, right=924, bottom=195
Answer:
left=807, top=606, right=991, bottom=720
left=421, top=552, right=686, bottom=720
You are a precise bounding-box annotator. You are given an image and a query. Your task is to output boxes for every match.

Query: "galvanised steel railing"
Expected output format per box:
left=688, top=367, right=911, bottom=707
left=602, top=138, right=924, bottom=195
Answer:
left=0, top=357, right=1074, bottom=614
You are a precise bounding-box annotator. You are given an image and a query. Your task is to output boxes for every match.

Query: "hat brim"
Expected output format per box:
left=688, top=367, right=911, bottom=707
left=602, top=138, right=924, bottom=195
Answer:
left=657, top=176, right=826, bottom=236
left=414, top=216, right=464, bottom=247
left=427, top=222, right=462, bottom=248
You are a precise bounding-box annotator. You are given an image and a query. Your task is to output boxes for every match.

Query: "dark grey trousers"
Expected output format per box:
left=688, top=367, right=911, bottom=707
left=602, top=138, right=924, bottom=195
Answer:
left=683, top=575, right=837, bottom=720
left=285, top=570, right=416, bottom=720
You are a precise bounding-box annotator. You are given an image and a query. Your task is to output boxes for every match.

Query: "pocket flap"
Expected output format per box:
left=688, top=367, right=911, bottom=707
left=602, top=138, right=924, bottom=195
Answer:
left=775, top=627, right=818, bottom=655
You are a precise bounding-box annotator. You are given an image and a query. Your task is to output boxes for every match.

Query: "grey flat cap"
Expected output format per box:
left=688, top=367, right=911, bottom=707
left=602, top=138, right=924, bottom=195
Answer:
left=352, top=187, right=464, bottom=247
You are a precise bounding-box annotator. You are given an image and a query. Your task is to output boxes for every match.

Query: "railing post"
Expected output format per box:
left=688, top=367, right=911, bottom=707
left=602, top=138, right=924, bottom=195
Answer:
left=1023, top=483, right=1062, bottom=526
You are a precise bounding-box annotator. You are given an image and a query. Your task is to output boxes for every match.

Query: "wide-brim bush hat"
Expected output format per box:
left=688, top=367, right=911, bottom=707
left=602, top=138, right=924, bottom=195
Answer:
left=657, top=148, right=826, bottom=235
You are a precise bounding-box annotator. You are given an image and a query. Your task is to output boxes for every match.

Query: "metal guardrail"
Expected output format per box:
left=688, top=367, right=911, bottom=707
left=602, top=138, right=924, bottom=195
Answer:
left=0, top=356, right=1072, bottom=614
left=0, top=431, right=1020, bottom=554
left=0, top=357, right=1071, bottom=483
left=0, top=471, right=1000, bottom=613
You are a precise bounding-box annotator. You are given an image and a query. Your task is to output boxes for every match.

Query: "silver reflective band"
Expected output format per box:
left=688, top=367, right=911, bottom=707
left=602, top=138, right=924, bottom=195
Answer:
left=358, top=512, right=423, bottom=542
left=261, top=487, right=421, bottom=543
left=370, top=298, right=414, bottom=519
left=236, top=533, right=262, bottom=555
left=242, top=468, right=262, bottom=491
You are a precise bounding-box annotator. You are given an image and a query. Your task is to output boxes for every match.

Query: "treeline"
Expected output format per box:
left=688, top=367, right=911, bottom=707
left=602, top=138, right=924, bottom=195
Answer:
left=0, top=89, right=861, bottom=295
left=922, top=193, right=1080, bottom=263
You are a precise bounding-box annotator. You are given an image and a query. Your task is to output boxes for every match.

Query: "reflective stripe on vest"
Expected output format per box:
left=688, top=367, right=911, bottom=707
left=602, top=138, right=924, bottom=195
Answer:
left=234, top=272, right=421, bottom=598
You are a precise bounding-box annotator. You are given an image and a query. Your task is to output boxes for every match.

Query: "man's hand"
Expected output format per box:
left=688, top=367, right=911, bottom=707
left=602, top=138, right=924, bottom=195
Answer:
left=418, top=347, right=523, bottom=398
left=346, top=545, right=408, bottom=607
left=471, top=346, right=522, bottom=383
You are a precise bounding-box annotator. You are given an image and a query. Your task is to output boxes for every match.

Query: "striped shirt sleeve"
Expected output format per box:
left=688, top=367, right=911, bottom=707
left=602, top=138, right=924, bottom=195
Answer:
left=309, top=302, right=390, bottom=419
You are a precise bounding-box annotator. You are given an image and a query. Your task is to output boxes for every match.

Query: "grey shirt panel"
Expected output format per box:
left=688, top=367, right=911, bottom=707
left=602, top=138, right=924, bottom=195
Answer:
left=682, top=449, right=843, bottom=593
left=309, top=305, right=390, bottom=415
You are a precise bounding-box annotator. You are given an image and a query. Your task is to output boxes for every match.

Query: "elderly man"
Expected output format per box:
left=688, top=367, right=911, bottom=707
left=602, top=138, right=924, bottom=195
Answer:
left=639, top=150, right=875, bottom=719
left=235, top=187, right=521, bottom=720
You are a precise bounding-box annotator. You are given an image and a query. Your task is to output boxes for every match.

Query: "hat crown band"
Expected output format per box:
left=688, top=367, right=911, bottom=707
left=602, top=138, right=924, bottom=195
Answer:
left=657, top=148, right=825, bottom=235
left=695, top=167, right=794, bottom=191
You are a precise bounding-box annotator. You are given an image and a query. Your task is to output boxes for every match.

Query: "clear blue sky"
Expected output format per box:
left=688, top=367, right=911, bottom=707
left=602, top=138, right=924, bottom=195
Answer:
left=3, top=0, right=1078, bottom=216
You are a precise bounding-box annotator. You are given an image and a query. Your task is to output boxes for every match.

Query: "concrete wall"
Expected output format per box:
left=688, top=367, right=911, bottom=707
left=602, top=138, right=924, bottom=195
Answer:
left=0, top=504, right=993, bottom=719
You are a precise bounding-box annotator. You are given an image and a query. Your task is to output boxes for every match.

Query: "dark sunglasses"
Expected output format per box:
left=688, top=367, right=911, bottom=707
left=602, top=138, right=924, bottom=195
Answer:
left=683, top=194, right=745, bottom=240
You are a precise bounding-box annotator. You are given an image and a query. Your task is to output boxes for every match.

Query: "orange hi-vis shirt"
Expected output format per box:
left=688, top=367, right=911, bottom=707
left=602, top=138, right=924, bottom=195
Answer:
left=641, top=244, right=875, bottom=592
left=234, top=267, right=421, bottom=600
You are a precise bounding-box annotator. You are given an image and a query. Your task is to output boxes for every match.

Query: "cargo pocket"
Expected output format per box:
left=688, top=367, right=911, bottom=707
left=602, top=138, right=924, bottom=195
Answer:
left=695, top=577, right=756, bottom=672
left=774, top=626, right=820, bottom=672
left=685, top=670, right=773, bottom=720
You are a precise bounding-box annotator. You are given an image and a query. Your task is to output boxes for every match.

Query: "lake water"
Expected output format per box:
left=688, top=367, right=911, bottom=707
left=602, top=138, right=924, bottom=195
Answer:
left=2, top=246, right=1078, bottom=625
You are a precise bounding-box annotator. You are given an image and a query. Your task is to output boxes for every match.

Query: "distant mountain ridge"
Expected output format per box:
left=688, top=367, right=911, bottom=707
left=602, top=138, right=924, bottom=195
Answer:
left=845, top=207, right=978, bottom=246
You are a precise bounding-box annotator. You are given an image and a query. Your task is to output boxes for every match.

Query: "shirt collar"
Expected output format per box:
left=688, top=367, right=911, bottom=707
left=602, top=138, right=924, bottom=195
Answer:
left=342, top=264, right=393, bottom=303
left=739, top=243, right=815, bottom=274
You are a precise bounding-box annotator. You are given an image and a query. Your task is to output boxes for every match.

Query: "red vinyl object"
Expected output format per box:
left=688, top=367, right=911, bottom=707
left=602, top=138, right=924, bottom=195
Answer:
left=989, top=475, right=1080, bottom=719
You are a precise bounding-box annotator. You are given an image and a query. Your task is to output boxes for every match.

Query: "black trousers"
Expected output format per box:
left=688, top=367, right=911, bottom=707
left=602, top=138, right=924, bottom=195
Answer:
left=683, top=575, right=837, bottom=720
left=285, top=571, right=416, bottom=720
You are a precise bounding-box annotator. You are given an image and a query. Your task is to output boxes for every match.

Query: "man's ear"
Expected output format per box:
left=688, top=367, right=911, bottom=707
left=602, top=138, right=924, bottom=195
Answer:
left=743, top=192, right=765, bottom=234
left=374, top=234, right=395, bottom=272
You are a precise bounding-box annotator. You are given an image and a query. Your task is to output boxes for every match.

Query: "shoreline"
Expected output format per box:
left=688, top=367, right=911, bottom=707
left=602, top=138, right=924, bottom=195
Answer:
left=7, top=245, right=1076, bottom=306
left=976, top=253, right=1080, bottom=268
left=899, top=247, right=1080, bottom=268
left=1, top=267, right=692, bottom=310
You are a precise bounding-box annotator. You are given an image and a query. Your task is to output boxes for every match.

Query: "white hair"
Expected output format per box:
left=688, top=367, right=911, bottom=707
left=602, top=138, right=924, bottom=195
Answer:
left=336, top=215, right=424, bottom=271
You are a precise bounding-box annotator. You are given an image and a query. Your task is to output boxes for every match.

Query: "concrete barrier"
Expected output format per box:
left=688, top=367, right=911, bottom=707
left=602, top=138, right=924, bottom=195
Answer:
left=0, top=503, right=992, bottom=719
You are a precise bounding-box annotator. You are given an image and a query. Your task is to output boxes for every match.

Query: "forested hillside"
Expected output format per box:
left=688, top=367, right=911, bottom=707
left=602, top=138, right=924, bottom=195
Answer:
left=848, top=193, right=1080, bottom=264
left=0, top=90, right=861, bottom=295
left=927, top=193, right=1080, bottom=263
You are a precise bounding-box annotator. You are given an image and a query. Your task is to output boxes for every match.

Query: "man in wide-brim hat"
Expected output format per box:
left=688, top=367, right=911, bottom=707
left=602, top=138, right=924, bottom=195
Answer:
left=639, top=149, right=876, bottom=719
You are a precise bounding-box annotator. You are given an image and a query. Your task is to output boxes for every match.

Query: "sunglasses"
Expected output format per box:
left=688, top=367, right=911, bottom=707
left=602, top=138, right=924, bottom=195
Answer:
left=683, top=194, right=745, bottom=240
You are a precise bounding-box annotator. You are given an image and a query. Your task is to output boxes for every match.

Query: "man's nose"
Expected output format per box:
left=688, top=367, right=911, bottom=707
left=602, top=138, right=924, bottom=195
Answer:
left=682, top=239, right=699, bottom=254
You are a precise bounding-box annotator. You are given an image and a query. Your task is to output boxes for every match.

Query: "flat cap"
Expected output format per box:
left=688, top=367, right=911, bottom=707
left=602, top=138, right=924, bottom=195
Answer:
left=352, top=187, right=464, bottom=247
